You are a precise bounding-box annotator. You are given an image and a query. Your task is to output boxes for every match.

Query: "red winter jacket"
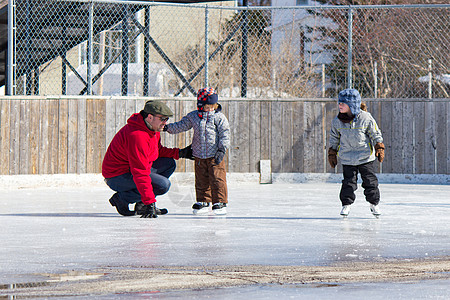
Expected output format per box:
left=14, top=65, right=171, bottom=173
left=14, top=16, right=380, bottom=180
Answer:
left=102, top=113, right=179, bottom=204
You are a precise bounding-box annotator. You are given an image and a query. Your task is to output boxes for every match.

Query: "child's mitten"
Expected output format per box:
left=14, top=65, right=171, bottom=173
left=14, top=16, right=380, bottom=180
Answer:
left=375, top=142, right=385, bottom=162
left=214, top=149, right=226, bottom=164
left=328, top=147, right=338, bottom=168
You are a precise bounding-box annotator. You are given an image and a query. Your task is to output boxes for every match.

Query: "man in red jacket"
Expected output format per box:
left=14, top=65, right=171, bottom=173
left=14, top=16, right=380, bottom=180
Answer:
left=102, top=100, right=193, bottom=218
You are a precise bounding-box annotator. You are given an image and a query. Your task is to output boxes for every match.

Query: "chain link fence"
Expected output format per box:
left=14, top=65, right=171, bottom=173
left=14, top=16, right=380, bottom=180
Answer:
left=9, top=1, right=450, bottom=99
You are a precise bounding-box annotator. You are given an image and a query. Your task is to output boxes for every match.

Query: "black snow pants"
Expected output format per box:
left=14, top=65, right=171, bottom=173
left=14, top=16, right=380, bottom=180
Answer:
left=340, top=161, right=380, bottom=206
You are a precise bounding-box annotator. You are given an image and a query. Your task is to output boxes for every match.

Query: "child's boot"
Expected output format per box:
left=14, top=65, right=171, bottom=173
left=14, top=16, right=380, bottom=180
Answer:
left=192, top=202, right=210, bottom=215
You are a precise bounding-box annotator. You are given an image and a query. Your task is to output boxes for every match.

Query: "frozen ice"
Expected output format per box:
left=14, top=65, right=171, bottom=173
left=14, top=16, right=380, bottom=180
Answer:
left=0, top=174, right=449, bottom=298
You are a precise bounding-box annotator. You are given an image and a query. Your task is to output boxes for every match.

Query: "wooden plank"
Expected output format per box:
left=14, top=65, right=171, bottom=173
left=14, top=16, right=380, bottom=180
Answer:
left=424, top=102, right=436, bottom=174
left=435, top=102, right=447, bottom=174
left=97, top=99, right=106, bottom=173
left=115, top=98, right=127, bottom=133
left=303, top=102, right=315, bottom=172
left=219, top=100, right=228, bottom=173
left=77, top=98, right=87, bottom=174
left=391, top=101, right=403, bottom=173
left=29, top=99, right=40, bottom=174
left=59, top=99, right=69, bottom=173
left=238, top=100, right=250, bottom=172
left=228, top=101, right=239, bottom=173
left=314, top=102, right=324, bottom=173
left=9, top=100, right=20, bottom=174
left=260, top=101, right=271, bottom=161
left=0, top=100, right=10, bottom=175
left=402, top=101, right=414, bottom=174
left=86, top=99, right=95, bottom=173
left=292, top=101, right=304, bottom=173
left=448, top=102, right=450, bottom=175
left=380, top=101, right=392, bottom=173
left=413, top=101, right=425, bottom=174
left=105, top=97, right=116, bottom=151
left=19, top=99, right=30, bottom=174
left=68, top=99, right=78, bottom=173
left=281, top=101, right=293, bottom=172
left=39, top=100, right=49, bottom=174
left=48, top=100, right=59, bottom=174
left=324, top=101, right=336, bottom=173
left=248, top=101, right=260, bottom=172
left=271, top=101, right=283, bottom=173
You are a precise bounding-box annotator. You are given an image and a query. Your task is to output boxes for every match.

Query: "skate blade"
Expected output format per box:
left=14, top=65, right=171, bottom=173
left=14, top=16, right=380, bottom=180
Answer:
left=213, top=208, right=227, bottom=215
left=193, top=209, right=210, bottom=215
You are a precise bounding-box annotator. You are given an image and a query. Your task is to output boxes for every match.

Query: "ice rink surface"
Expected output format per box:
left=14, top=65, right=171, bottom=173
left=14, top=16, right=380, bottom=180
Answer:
left=1, top=174, right=449, bottom=299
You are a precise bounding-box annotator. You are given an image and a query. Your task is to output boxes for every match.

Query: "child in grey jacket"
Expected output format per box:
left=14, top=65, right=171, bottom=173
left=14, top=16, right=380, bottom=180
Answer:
left=165, top=88, right=230, bottom=215
left=328, top=89, right=385, bottom=218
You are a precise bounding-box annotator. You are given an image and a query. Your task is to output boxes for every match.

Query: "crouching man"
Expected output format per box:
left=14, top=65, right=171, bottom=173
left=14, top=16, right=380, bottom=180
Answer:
left=102, top=100, right=193, bottom=218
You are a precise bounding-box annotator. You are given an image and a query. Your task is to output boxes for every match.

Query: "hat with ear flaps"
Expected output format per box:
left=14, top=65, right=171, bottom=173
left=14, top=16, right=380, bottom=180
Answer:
left=197, top=87, right=218, bottom=110
left=338, top=89, right=361, bottom=116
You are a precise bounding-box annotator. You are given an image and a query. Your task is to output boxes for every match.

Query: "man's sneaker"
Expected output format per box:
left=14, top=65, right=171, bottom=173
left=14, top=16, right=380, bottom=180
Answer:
left=340, top=205, right=350, bottom=217
left=212, top=203, right=227, bottom=215
left=135, top=202, right=168, bottom=215
left=370, top=204, right=381, bottom=217
left=109, top=193, right=134, bottom=216
left=192, top=202, right=210, bottom=215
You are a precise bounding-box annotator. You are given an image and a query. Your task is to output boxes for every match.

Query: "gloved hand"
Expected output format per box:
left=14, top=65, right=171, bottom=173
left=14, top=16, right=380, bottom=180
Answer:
left=163, top=125, right=168, bottom=131
left=140, top=203, right=158, bottom=218
left=179, top=145, right=194, bottom=160
left=328, top=147, right=338, bottom=168
left=215, top=148, right=226, bottom=164
left=375, top=142, right=385, bottom=163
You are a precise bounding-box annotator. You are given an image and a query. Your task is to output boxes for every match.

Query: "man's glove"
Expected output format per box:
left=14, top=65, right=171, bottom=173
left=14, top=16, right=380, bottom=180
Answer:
left=179, top=145, right=194, bottom=160
left=163, top=125, right=168, bottom=131
left=375, top=142, right=385, bottom=163
left=140, top=203, right=158, bottom=218
left=215, top=149, right=226, bottom=164
left=328, top=147, right=338, bottom=168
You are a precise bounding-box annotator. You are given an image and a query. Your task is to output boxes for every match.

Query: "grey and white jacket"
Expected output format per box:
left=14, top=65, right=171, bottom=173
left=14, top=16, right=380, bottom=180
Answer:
left=165, top=106, right=230, bottom=159
left=329, top=111, right=383, bottom=166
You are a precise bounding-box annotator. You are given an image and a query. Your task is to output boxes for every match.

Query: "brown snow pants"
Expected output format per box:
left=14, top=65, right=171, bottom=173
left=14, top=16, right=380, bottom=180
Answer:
left=194, top=157, right=228, bottom=204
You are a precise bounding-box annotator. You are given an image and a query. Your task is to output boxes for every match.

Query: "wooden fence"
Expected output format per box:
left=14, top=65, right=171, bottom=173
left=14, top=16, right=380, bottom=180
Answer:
left=0, top=96, right=449, bottom=175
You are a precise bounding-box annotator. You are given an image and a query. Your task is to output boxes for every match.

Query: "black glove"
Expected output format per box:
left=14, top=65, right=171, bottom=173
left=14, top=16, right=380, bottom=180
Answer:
left=163, top=125, right=168, bottom=131
left=140, top=203, right=158, bottom=218
left=179, top=145, right=194, bottom=160
left=214, top=149, right=226, bottom=164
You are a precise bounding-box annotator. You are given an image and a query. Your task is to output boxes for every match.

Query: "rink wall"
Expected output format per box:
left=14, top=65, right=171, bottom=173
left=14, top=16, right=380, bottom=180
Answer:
left=0, top=96, right=449, bottom=176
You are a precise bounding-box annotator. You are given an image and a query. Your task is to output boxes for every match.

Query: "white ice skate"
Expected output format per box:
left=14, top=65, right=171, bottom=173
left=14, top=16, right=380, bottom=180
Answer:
left=340, top=205, right=350, bottom=218
left=370, top=204, right=381, bottom=218
left=212, top=203, right=227, bottom=215
left=192, top=202, right=210, bottom=215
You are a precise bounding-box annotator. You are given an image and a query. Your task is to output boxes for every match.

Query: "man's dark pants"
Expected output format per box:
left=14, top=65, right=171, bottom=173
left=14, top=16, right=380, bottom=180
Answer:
left=340, top=160, right=380, bottom=206
left=105, top=157, right=176, bottom=204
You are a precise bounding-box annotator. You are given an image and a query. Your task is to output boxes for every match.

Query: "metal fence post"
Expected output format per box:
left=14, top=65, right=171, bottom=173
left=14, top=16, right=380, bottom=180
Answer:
left=122, top=4, right=129, bottom=96
left=204, top=5, right=209, bottom=88
left=143, top=6, right=150, bottom=96
left=347, top=6, right=353, bottom=89
left=7, top=0, right=16, bottom=95
left=374, top=61, right=378, bottom=98
left=86, top=1, right=94, bottom=95
left=428, top=58, right=432, bottom=99
left=241, top=3, right=248, bottom=98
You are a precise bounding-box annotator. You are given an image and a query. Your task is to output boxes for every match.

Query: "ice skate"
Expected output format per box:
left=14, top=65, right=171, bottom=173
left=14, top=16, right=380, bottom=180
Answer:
left=212, top=203, right=227, bottom=215
left=370, top=204, right=381, bottom=218
left=340, top=205, right=350, bottom=218
left=134, top=201, right=168, bottom=215
left=192, top=202, right=210, bottom=215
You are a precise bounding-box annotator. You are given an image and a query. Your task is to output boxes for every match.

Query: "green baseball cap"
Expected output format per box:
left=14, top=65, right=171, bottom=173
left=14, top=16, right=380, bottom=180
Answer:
left=143, top=100, right=173, bottom=117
